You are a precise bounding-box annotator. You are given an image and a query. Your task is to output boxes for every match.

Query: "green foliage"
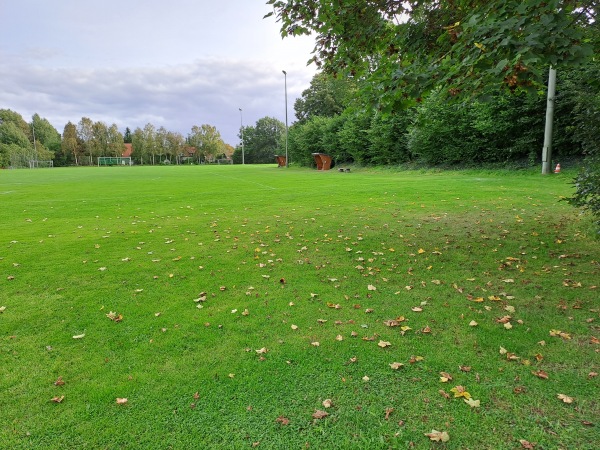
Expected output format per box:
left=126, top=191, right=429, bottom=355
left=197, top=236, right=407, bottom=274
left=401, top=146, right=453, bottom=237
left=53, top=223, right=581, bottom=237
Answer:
left=267, top=0, right=597, bottom=107
left=234, top=116, right=285, bottom=164
left=294, top=72, right=356, bottom=124
left=566, top=62, right=600, bottom=231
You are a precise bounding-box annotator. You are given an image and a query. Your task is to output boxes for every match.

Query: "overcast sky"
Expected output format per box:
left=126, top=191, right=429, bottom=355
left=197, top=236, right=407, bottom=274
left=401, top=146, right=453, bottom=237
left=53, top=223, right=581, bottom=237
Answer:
left=0, top=0, right=317, bottom=145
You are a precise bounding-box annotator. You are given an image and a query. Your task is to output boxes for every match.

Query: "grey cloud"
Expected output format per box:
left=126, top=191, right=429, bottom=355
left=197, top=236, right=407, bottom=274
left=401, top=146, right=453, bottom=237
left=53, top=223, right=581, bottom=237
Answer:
left=1, top=58, right=313, bottom=145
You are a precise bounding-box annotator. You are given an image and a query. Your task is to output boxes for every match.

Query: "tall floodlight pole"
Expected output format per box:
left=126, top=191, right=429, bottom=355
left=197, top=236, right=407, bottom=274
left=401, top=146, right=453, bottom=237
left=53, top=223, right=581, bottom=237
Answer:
left=239, top=108, right=245, bottom=165
left=282, top=70, right=289, bottom=168
left=542, top=67, right=557, bottom=175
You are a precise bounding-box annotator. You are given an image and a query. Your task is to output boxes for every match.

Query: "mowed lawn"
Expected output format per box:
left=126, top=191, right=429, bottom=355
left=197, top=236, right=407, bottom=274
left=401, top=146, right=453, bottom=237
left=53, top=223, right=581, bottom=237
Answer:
left=1, top=165, right=598, bottom=449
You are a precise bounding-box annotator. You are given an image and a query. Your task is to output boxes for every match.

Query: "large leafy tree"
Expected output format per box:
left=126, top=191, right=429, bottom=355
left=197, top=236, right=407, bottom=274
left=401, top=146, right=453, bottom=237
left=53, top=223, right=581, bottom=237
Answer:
left=267, top=0, right=597, bottom=108
left=188, top=124, right=225, bottom=162
left=61, top=122, right=80, bottom=166
left=234, top=117, right=285, bottom=164
left=294, top=72, right=356, bottom=123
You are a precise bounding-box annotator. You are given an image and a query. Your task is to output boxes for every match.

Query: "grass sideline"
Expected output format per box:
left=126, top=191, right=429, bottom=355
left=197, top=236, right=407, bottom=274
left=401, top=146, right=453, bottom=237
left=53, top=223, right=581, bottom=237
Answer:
left=1, top=165, right=598, bottom=449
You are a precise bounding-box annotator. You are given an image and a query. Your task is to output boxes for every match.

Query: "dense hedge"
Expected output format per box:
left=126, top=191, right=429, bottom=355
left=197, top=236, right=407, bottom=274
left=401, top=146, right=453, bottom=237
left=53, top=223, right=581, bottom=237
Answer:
left=287, top=77, right=589, bottom=168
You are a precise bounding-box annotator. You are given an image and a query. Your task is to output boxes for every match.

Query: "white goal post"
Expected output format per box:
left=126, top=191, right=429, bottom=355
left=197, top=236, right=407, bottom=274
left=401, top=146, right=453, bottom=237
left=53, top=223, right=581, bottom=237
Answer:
left=28, top=160, right=54, bottom=168
left=98, top=157, right=132, bottom=166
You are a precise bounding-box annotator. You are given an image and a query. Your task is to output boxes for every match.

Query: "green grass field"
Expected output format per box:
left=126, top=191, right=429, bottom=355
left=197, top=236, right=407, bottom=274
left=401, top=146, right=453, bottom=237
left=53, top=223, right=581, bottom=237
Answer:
left=1, top=165, right=598, bottom=449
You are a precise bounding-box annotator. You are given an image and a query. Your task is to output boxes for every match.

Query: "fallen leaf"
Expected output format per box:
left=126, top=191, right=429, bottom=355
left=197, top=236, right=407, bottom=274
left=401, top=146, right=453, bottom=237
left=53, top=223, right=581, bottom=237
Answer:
left=362, top=375, right=370, bottom=382
left=291, top=324, right=298, bottom=330
left=312, top=410, right=329, bottom=419
left=384, top=407, right=394, bottom=420
left=439, top=372, right=453, bottom=383
left=275, top=416, right=290, bottom=425
left=389, top=362, right=404, bottom=370
left=54, top=376, right=65, bottom=386
left=411, top=306, right=423, bottom=312
left=367, top=284, right=377, bottom=291
left=51, top=396, right=65, bottom=403
left=464, top=398, right=480, bottom=408
left=255, top=347, right=268, bottom=354
left=450, top=386, right=471, bottom=399
left=469, top=320, right=478, bottom=327
left=557, top=394, right=573, bottom=404
left=424, top=429, right=449, bottom=442
left=116, top=398, right=128, bottom=405
left=311, top=342, right=320, bottom=347
left=532, top=370, right=549, bottom=379
left=519, top=439, right=536, bottom=449
left=439, top=389, right=451, bottom=399
left=378, top=340, right=392, bottom=348
left=72, top=334, right=85, bottom=339
left=322, top=399, right=332, bottom=408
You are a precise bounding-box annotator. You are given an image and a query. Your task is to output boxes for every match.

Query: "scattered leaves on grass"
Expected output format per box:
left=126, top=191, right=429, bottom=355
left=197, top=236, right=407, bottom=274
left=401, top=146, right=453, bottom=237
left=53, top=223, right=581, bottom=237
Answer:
left=424, top=429, right=449, bottom=442
left=549, top=329, right=571, bottom=340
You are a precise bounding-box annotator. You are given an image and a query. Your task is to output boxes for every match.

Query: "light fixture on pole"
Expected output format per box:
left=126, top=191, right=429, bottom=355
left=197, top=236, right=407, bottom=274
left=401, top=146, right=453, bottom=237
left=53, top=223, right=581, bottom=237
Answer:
left=282, top=70, right=289, bottom=168
left=239, top=107, right=245, bottom=165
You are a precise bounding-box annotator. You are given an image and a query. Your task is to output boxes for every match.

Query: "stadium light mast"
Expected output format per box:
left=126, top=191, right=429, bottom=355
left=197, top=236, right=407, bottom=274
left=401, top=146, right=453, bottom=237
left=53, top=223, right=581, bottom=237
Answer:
left=282, top=70, right=289, bottom=168
left=239, top=108, right=245, bottom=165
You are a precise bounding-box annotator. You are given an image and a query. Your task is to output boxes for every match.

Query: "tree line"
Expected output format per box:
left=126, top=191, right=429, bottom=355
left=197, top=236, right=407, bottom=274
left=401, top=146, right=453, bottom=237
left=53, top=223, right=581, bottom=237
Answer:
left=0, top=112, right=243, bottom=167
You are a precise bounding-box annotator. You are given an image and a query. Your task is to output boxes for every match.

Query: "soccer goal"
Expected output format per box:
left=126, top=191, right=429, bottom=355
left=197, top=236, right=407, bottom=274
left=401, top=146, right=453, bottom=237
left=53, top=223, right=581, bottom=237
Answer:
left=28, top=160, right=54, bottom=168
left=98, top=157, right=132, bottom=166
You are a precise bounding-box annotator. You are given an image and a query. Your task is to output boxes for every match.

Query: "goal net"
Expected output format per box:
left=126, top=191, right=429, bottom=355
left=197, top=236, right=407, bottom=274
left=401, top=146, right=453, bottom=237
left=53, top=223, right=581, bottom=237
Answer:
left=28, top=160, right=54, bottom=168
left=98, top=157, right=132, bottom=166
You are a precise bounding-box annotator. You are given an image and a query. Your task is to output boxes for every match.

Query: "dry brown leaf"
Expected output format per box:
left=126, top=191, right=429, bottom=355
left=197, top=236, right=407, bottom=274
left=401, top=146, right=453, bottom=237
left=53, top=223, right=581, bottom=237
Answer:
left=557, top=394, right=573, bottom=404
left=275, top=416, right=290, bottom=425
left=116, top=398, right=128, bottom=405
left=322, top=399, right=332, bottom=408
left=54, top=376, right=65, bottom=386
left=532, top=370, right=549, bottom=379
left=424, top=429, right=449, bottom=442
left=312, top=410, right=329, bottom=419
left=384, top=407, right=394, bottom=420
left=389, top=362, right=404, bottom=370
left=519, top=439, right=536, bottom=449
left=51, top=395, right=65, bottom=403
left=378, top=340, right=391, bottom=348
